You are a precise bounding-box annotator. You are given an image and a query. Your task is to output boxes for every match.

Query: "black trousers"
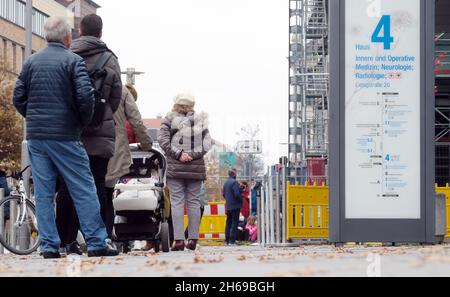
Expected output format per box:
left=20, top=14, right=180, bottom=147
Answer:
left=104, top=187, right=116, bottom=238
left=225, top=209, right=240, bottom=244
left=237, top=228, right=249, bottom=242
left=55, top=177, right=79, bottom=245
left=56, top=155, right=111, bottom=245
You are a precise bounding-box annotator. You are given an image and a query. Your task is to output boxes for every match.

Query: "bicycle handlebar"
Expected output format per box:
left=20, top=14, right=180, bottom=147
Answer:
left=6, top=165, right=31, bottom=180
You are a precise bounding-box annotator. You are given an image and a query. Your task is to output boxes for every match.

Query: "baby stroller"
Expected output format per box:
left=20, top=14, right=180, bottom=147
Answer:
left=113, top=146, right=170, bottom=253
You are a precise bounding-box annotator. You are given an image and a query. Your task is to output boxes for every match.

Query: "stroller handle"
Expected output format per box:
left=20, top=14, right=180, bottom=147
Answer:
left=130, top=146, right=167, bottom=174
left=115, top=184, right=159, bottom=191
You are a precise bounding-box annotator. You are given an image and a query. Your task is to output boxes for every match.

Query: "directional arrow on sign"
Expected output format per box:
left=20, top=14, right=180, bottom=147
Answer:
left=237, top=140, right=263, bottom=154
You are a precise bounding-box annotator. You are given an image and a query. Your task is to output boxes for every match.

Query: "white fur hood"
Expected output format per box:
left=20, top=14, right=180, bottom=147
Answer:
left=165, top=111, right=209, bottom=137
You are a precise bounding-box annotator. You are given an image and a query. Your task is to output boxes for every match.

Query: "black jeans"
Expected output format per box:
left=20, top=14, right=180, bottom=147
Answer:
left=56, top=155, right=111, bottom=245
left=225, top=209, right=240, bottom=244
left=55, top=177, right=80, bottom=245
left=104, top=187, right=116, bottom=238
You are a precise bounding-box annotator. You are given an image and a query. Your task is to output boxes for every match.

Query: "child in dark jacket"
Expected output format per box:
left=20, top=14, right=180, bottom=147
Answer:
left=236, top=214, right=249, bottom=241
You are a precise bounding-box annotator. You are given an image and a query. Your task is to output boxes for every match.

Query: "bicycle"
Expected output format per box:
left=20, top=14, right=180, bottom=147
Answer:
left=0, top=166, right=40, bottom=255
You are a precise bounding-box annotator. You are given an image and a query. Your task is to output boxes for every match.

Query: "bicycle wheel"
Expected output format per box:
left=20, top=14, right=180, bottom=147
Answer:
left=0, top=197, right=40, bottom=255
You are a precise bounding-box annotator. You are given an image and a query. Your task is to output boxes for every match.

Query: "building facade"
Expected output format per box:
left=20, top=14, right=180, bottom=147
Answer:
left=55, top=0, right=99, bottom=38
left=0, top=0, right=99, bottom=77
left=143, top=117, right=163, bottom=147
left=0, top=0, right=74, bottom=76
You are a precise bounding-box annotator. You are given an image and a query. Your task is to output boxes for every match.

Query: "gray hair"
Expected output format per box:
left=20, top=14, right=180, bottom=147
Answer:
left=44, top=16, right=72, bottom=43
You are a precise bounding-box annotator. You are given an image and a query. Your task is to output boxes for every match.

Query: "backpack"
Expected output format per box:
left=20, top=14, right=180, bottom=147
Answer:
left=86, top=51, right=113, bottom=129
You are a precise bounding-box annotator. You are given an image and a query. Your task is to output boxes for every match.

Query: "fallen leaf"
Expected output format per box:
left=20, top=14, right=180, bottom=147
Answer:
left=259, top=255, right=275, bottom=262
left=269, top=267, right=328, bottom=277
left=236, top=255, right=247, bottom=261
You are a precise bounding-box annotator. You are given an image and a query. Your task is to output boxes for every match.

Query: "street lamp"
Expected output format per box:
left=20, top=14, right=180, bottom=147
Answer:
left=14, top=0, right=34, bottom=251
left=21, top=0, right=32, bottom=189
left=121, top=68, right=145, bottom=86
left=25, top=0, right=33, bottom=59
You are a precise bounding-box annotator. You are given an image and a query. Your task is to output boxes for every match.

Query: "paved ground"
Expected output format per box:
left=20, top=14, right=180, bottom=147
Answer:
left=0, top=243, right=449, bottom=277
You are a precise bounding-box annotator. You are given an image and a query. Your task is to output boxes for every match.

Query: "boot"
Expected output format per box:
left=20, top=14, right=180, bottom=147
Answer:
left=88, top=239, right=120, bottom=258
left=172, top=240, right=185, bottom=251
left=186, top=239, right=198, bottom=251
left=42, top=252, right=61, bottom=259
left=66, top=241, right=83, bottom=255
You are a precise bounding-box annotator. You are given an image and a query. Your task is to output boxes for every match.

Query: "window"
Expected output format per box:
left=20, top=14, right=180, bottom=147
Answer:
left=32, top=9, right=48, bottom=37
left=2, top=38, right=6, bottom=60
left=0, top=0, right=49, bottom=37
left=12, top=42, right=16, bottom=70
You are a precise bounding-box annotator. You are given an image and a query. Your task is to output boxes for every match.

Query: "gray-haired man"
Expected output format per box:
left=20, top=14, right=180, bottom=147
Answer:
left=13, top=16, right=118, bottom=259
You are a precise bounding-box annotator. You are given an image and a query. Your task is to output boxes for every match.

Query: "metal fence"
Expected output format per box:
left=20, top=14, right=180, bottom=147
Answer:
left=259, top=171, right=450, bottom=244
left=258, top=165, right=289, bottom=246
left=258, top=164, right=331, bottom=245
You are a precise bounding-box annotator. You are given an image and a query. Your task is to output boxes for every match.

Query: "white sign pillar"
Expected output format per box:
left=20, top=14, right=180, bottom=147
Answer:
left=329, top=0, right=436, bottom=244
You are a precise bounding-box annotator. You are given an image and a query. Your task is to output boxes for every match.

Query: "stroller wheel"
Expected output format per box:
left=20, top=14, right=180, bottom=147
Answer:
left=122, top=242, right=131, bottom=254
left=161, top=222, right=170, bottom=253
left=154, top=240, right=160, bottom=253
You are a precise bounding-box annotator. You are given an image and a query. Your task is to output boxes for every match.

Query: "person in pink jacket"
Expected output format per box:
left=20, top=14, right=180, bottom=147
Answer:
left=245, top=216, right=258, bottom=243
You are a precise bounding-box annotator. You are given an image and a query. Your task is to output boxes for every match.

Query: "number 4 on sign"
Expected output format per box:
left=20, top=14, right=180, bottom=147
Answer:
left=371, top=15, right=394, bottom=50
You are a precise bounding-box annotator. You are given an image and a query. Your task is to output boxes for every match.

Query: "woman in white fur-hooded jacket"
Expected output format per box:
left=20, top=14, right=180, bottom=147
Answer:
left=158, top=93, right=212, bottom=251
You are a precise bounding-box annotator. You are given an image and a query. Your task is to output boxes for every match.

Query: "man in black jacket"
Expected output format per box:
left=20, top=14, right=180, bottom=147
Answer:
left=223, top=169, right=243, bottom=245
left=55, top=14, right=123, bottom=250
left=13, top=16, right=118, bottom=259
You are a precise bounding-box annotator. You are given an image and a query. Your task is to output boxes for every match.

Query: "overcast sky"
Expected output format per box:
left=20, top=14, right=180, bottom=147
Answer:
left=95, top=0, right=288, bottom=164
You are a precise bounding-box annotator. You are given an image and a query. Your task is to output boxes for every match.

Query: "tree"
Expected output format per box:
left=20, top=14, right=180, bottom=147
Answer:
left=204, top=145, right=221, bottom=202
left=235, top=124, right=265, bottom=179
left=0, top=60, right=23, bottom=171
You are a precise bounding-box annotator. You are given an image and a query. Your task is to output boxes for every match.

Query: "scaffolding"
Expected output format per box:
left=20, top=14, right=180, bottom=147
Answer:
left=288, top=1, right=449, bottom=184
left=289, top=0, right=329, bottom=178
left=436, top=32, right=450, bottom=186
left=435, top=33, right=450, bottom=143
